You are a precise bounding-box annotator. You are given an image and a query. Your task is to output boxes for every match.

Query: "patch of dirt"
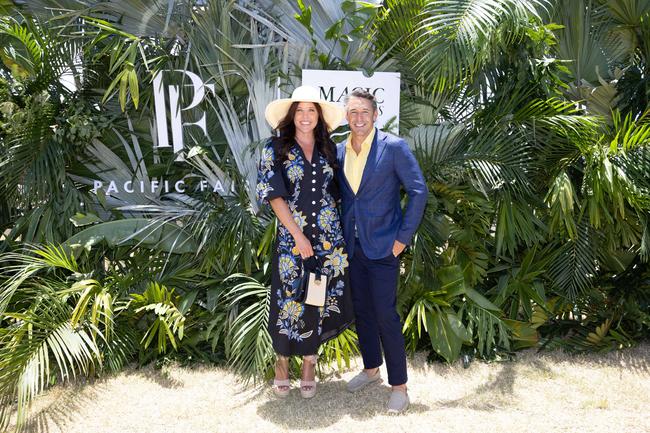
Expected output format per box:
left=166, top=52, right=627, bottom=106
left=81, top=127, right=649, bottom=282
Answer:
left=10, top=344, right=650, bottom=433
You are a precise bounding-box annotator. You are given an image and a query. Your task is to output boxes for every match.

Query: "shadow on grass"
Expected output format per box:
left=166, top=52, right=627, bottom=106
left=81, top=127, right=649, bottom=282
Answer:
left=120, top=365, right=184, bottom=389
left=19, top=381, right=104, bottom=433
left=18, top=365, right=183, bottom=433
left=407, top=342, right=650, bottom=378
left=434, top=361, right=518, bottom=411
left=256, top=381, right=429, bottom=429
left=525, top=343, right=650, bottom=375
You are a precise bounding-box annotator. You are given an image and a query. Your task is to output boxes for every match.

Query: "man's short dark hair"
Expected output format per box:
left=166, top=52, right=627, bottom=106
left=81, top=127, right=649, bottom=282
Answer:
left=344, top=89, right=378, bottom=111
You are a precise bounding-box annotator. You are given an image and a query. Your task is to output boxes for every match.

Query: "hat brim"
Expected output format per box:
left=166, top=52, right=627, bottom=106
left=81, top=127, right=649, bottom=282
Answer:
left=265, top=97, right=346, bottom=131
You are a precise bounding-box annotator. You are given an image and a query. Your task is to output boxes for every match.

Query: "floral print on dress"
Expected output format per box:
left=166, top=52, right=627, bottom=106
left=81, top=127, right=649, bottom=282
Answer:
left=317, top=206, right=337, bottom=233
left=325, top=247, right=348, bottom=278
left=257, top=138, right=352, bottom=354
left=278, top=254, right=299, bottom=284
left=285, top=157, right=304, bottom=183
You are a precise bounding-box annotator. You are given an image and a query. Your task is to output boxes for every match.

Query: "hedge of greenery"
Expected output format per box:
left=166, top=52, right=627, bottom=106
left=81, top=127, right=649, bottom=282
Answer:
left=1, top=0, right=649, bottom=429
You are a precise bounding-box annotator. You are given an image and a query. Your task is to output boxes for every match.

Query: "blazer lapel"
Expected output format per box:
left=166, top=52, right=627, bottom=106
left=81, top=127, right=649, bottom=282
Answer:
left=357, top=128, right=387, bottom=196
left=338, top=143, right=353, bottom=194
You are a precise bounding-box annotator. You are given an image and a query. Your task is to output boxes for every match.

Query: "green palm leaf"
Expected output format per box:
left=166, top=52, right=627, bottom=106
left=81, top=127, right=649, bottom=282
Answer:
left=0, top=245, right=79, bottom=315
left=407, top=123, right=467, bottom=177
left=222, top=274, right=272, bottom=383
left=319, top=328, right=359, bottom=371
left=412, top=0, right=549, bottom=90
left=0, top=0, right=15, bottom=14
left=548, top=222, right=600, bottom=300
left=64, top=218, right=197, bottom=254
left=0, top=293, right=100, bottom=431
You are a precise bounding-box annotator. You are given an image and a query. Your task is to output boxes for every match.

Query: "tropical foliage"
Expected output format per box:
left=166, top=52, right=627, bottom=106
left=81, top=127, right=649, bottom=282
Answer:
left=0, top=0, right=649, bottom=430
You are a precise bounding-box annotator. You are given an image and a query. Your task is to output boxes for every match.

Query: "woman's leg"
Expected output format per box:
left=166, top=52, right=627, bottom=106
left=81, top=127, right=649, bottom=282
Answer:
left=273, top=355, right=291, bottom=397
left=300, top=354, right=318, bottom=398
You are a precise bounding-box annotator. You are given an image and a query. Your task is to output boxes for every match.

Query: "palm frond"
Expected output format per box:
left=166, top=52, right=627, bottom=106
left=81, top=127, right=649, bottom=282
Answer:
left=462, top=302, right=510, bottom=357
left=131, top=282, right=186, bottom=354
left=0, top=293, right=100, bottom=431
left=253, top=0, right=382, bottom=67
left=64, top=217, right=197, bottom=255
left=545, top=170, right=579, bottom=239
left=319, top=328, right=359, bottom=371
left=548, top=221, right=600, bottom=300
left=222, top=273, right=272, bottom=383
left=412, top=0, right=549, bottom=91
left=0, top=244, right=79, bottom=315
left=494, top=192, right=546, bottom=257
left=407, top=123, right=467, bottom=178
left=464, top=124, right=534, bottom=197
left=553, top=0, right=611, bottom=84
left=189, top=0, right=283, bottom=212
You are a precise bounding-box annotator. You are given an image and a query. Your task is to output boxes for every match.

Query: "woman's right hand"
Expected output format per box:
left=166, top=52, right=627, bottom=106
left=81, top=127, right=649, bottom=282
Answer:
left=293, top=232, right=314, bottom=259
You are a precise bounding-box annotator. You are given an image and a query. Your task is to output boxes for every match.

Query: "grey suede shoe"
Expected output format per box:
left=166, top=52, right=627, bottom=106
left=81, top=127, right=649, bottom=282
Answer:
left=346, top=369, right=381, bottom=392
left=387, top=389, right=409, bottom=414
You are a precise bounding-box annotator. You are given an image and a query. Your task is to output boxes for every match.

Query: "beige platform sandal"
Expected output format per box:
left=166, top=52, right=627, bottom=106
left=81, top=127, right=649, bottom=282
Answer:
left=300, top=355, right=318, bottom=399
left=272, top=355, right=291, bottom=398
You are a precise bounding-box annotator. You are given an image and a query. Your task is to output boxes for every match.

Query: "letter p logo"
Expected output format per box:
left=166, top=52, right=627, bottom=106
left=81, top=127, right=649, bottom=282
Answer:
left=153, top=70, right=214, bottom=160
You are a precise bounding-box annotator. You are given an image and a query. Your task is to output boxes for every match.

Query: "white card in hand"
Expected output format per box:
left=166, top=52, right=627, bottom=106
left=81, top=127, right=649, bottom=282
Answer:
left=304, top=272, right=327, bottom=307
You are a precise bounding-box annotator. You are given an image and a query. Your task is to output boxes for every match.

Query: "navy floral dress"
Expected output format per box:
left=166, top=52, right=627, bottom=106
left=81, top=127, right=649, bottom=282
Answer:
left=257, top=138, right=353, bottom=356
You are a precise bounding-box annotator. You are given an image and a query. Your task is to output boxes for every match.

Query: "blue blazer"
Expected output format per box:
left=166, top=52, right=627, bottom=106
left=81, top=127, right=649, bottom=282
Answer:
left=337, top=128, right=428, bottom=260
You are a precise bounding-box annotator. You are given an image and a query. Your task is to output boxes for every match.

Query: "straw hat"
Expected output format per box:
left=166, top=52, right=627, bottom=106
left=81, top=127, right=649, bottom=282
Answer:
left=265, top=85, right=346, bottom=131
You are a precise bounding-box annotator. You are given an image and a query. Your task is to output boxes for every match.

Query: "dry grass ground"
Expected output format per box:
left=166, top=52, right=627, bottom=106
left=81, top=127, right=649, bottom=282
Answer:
left=11, top=343, right=650, bottom=433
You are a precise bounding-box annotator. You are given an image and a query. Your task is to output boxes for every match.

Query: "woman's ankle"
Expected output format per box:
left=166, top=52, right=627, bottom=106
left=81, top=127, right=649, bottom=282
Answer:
left=301, top=356, right=316, bottom=381
left=275, top=356, right=289, bottom=380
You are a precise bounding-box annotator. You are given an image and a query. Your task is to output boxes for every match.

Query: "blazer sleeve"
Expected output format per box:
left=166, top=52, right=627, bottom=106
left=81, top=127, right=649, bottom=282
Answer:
left=256, top=139, right=289, bottom=205
left=394, top=139, right=428, bottom=245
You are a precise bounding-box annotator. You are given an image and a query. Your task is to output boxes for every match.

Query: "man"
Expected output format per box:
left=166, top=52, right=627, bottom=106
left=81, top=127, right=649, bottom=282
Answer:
left=337, top=89, right=428, bottom=413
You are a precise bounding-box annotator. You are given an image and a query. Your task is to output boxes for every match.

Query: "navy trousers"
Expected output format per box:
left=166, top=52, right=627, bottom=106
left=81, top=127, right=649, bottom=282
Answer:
left=349, top=239, right=407, bottom=386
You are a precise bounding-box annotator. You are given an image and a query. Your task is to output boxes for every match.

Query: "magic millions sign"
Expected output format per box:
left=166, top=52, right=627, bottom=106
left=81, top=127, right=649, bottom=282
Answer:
left=302, top=69, right=400, bottom=132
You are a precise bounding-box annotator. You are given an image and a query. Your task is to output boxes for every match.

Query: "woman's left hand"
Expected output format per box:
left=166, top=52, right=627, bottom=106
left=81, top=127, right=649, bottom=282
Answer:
left=294, top=232, right=315, bottom=259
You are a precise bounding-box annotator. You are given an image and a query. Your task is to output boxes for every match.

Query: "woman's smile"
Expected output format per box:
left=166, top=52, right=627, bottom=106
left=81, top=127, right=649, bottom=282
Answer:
left=294, top=102, right=318, bottom=133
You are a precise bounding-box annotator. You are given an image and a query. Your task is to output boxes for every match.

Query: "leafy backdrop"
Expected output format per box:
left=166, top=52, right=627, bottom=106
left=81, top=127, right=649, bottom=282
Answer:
left=0, top=0, right=649, bottom=430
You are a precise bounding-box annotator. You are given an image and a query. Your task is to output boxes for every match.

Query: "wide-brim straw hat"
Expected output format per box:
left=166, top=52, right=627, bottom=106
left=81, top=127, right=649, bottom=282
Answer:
left=265, top=85, right=346, bottom=131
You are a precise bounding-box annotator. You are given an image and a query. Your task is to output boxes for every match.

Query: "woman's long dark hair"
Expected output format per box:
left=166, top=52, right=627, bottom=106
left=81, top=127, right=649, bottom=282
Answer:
left=273, top=102, right=338, bottom=170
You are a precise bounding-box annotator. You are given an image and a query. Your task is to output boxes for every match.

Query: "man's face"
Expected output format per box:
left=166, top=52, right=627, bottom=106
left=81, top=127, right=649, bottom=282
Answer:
left=346, top=96, right=378, bottom=138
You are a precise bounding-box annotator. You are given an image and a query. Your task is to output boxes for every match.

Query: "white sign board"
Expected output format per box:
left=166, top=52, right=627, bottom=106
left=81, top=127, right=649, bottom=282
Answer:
left=302, top=69, right=401, bottom=133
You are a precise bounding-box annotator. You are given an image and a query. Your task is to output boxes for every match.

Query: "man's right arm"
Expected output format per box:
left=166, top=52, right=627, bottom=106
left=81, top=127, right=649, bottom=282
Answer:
left=394, top=140, right=428, bottom=246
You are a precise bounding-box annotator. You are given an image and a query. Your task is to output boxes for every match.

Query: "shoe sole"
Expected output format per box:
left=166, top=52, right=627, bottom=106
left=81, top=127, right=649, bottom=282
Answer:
left=387, top=407, right=408, bottom=414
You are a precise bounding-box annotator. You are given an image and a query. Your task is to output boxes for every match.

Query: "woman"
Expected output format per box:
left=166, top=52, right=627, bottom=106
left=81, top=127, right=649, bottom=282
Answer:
left=256, top=86, right=353, bottom=399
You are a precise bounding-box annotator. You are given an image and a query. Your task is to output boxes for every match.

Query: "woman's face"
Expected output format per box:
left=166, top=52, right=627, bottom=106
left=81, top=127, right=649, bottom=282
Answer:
left=293, top=102, right=319, bottom=136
